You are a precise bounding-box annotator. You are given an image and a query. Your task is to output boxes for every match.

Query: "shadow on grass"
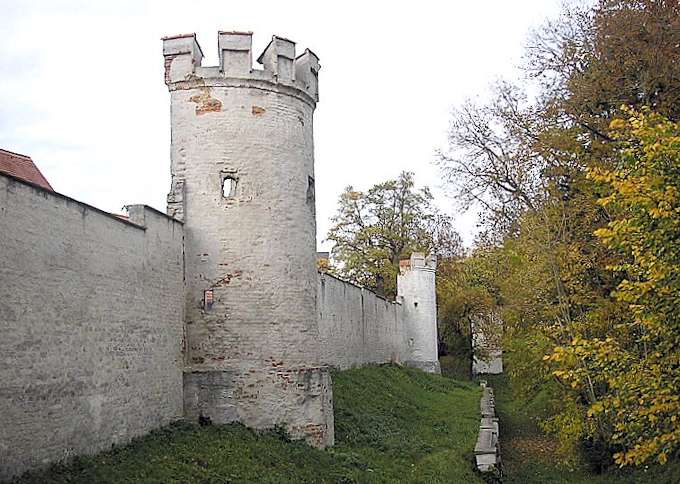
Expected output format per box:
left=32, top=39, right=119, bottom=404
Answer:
left=483, top=374, right=680, bottom=484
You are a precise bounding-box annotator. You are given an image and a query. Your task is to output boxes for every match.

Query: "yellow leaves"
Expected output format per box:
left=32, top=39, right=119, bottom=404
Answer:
left=649, top=207, right=667, bottom=219
left=587, top=401, right=604, bottom=417
left=547, top=346, right=566, bottom=361
left=645, top=141, right=663, bottom=156
left=346, top=190, right=363, bottom=201
left=482, top=108, right=680, bottom=469
left=615, top=178, right=647, bottom=198
left=587, top=166, right=616, bottom=183
left=593, top=227, right=613, bottom=244
left=609, top=118, right=626, bottom=130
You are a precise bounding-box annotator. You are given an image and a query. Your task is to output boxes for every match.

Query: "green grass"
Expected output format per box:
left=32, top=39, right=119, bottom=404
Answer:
left=485, top=374, right=680, bottom=484
left=15, top=366, right=483, bottom=483
left=439, top=354, right=471, bottom=381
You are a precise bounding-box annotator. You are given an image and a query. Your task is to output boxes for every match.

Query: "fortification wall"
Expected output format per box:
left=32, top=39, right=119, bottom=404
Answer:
left=318, top=253, right=440, bottom=373
left=0, top=173, right=185, bottom=480
left=317, top=272, right=407, bottom=368
left=471, top=312, right=503, bottom=375
left=0, top=29, right=441, bottom=478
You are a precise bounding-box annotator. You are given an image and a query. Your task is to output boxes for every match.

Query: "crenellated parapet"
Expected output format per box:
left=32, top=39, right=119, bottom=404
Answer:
left=162, top=33, right=203, bottom=85
left=399, top=252, right=437, bottom=274
left=218, top=31, right=252, bottom=77
left=162, top=32, right=319, bottom=105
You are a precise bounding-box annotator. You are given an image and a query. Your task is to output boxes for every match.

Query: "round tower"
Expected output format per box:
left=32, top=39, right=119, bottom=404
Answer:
left=397, top=253, right=441, bottom=374
left=162, top=31, right=332, bottom=447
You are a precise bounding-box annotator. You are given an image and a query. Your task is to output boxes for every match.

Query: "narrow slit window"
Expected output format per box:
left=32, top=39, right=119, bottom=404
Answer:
left=306, top=176, right=315, bottom=204
left=222, top=176, right=237, bottom=198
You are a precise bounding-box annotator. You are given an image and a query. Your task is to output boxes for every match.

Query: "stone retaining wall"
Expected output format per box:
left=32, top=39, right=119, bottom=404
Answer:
left=474, top=381, right=501, bottom=472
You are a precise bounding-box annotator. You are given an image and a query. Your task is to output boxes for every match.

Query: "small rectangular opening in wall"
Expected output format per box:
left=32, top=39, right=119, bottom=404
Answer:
left=222, top=175, right=238, bottom=198
left=204, top=289, right=214, bottom=310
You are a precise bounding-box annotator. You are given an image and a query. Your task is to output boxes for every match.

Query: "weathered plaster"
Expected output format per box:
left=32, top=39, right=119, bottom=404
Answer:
left=0, top=175, right=184, bottom=480
left=163, top=31, right=333, bottom=447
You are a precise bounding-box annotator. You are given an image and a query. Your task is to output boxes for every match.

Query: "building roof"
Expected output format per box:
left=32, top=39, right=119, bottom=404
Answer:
left=0, top=148, right=53, bottom=191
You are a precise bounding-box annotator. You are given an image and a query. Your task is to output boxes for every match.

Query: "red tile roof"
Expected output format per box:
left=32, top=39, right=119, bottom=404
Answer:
left=0, top=148, right=53, bottom=191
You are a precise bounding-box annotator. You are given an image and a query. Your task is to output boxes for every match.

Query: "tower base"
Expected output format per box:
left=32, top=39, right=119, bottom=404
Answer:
left=183, top=366, right=334, bottom=448
left=405, top=360, right=441, bottom=374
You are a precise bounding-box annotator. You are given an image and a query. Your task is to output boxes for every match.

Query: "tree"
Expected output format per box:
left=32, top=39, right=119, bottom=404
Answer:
left=548, top=110, right=680, bottom=466
left=436, top=248, right=503, bottom=378
left=437, top=0, right=680, bottom=468
left=437, top=81, right=547, bottom=240
left=327, top=171, right=460, bottom=298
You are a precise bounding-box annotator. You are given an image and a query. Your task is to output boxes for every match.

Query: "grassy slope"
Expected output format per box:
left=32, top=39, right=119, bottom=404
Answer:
left=15, top=366, right=483, bottom=484
left=438, top=354, right=471, bottom=382
left=333, top=365, right=481, bottom=483
left=485, top=374, right=680, bottom=484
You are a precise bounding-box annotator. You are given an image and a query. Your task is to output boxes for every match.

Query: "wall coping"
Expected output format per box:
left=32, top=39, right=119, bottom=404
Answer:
left=318, top=270, right=402, bottom=305
left=474, top=381, right=501, bottom=473
left=1, top=171, right=182, bottom=230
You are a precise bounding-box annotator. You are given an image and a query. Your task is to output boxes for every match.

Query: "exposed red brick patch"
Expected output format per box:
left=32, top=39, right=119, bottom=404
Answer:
left=213, top=270, right=242, bottom=287
left=189, top=87, right=222, bottom=115
left=251, top=106, right=265, bottom=115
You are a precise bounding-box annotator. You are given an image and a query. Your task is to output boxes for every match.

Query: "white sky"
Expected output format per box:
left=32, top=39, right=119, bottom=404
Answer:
left=0, top=0, right=563, bottom=249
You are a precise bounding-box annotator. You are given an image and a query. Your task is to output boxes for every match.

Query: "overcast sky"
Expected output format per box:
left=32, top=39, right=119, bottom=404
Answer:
left=0, top=0, right=563, bottom=249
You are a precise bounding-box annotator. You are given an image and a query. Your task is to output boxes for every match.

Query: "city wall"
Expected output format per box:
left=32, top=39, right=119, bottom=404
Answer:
left=318, top=272, right=408, bottom=368
left=0, top=30, right=441, bottom=481
left=318, top=252, right=440, bottom=374
left=0, top=173, right=185, bottom=481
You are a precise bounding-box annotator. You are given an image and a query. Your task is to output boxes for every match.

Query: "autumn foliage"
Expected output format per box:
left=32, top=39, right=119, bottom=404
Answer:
left=436, top=0, right=680, bottom=469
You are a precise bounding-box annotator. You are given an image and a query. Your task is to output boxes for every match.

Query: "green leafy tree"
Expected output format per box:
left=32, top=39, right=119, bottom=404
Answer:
left=436, top=248, right=504, bottom=378
left=327, top=171, right=460, bottom=298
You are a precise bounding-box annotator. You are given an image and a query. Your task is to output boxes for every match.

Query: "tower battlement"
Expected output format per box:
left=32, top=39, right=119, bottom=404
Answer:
left=399, top=252, right=437, bottom=273
left=162, top=32, right=319, bottom=103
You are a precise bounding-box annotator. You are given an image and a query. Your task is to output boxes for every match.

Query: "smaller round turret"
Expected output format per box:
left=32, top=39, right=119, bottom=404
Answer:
left=397, top=253, right=440, bottom=374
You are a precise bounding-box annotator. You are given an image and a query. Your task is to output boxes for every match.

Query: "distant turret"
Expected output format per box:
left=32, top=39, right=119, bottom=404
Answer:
left=398, top=253, right=440, bottom=373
